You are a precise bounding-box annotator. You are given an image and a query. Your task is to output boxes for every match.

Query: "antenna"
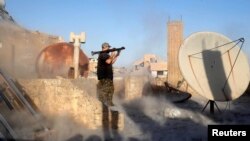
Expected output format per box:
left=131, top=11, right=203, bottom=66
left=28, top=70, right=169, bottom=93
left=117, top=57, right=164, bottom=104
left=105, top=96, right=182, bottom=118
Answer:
left=178, top=32, right=250, bottom=113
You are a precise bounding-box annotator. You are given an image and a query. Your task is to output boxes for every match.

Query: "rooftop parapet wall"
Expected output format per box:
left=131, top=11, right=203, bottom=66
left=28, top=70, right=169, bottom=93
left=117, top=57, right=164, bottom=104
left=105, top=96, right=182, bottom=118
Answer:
left=124, top=76, right=152, bottom=100
left=16, top=75, right=163, bottom=132
left=18, top=78, right=124, bottom=130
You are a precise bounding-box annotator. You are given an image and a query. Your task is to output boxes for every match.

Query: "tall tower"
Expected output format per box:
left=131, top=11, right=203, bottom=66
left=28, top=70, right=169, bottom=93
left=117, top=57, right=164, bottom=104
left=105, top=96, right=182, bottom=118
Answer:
left=167, top=20, right=184, bottom=89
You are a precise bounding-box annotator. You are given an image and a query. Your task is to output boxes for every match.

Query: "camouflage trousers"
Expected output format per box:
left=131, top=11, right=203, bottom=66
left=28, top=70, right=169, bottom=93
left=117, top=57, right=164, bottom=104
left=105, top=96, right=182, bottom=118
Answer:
left=97, top=79, right=114, bottom=106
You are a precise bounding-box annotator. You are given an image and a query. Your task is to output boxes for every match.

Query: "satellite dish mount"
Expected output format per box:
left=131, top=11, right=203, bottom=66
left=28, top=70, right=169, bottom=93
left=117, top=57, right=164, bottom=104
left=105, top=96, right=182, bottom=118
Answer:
left=201, top=100, right=221, bottom=114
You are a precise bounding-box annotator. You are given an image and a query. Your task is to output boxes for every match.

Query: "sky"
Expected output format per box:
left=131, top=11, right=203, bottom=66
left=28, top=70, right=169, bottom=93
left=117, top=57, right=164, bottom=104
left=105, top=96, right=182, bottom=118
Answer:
left=5, top=0, right=250, bottom=67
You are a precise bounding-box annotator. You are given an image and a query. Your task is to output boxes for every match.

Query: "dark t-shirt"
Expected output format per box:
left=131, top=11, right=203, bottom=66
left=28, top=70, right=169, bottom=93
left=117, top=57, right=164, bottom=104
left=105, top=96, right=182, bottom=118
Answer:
left=97, top=52, right=113, bottom=80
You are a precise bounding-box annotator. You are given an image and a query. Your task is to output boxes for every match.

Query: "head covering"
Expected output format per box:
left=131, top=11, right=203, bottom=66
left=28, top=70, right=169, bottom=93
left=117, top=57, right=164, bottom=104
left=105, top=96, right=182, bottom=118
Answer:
left=102, top=42, right=111, bottom=48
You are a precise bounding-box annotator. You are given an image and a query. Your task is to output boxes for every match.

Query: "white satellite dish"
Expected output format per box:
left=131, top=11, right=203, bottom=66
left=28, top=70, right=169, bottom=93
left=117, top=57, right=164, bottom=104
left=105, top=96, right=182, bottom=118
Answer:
left=0, top=0, right=5, bottom=9
left=179, top=32, right=250, bottom=102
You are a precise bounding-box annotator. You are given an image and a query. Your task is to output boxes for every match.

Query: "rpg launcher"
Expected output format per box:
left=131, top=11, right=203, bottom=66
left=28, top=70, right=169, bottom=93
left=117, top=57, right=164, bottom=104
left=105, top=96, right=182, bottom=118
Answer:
left=91, top=47, right=125, bottom=56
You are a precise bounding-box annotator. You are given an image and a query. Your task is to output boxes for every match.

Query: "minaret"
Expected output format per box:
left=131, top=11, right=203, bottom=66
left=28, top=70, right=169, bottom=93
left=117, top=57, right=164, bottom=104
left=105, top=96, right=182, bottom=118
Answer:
left=167, top=20, right=184, bottom=89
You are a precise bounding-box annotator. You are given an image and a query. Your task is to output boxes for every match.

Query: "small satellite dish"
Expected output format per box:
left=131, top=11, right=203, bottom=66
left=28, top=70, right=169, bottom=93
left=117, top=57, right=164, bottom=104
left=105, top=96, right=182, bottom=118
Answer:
left=179, top=32, right=250, bottom=101
left=0, top=0, right=5, bottom=9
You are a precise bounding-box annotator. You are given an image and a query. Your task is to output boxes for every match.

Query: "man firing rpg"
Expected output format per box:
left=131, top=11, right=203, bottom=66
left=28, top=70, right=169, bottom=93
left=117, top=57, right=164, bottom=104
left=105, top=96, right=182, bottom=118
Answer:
left=97, top=42, right=120, bottom=107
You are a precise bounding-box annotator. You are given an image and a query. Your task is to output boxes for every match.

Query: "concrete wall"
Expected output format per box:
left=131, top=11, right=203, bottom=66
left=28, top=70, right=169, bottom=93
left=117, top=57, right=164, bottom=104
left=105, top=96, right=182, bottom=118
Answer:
left=0, top=11, right=59, bottom=79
